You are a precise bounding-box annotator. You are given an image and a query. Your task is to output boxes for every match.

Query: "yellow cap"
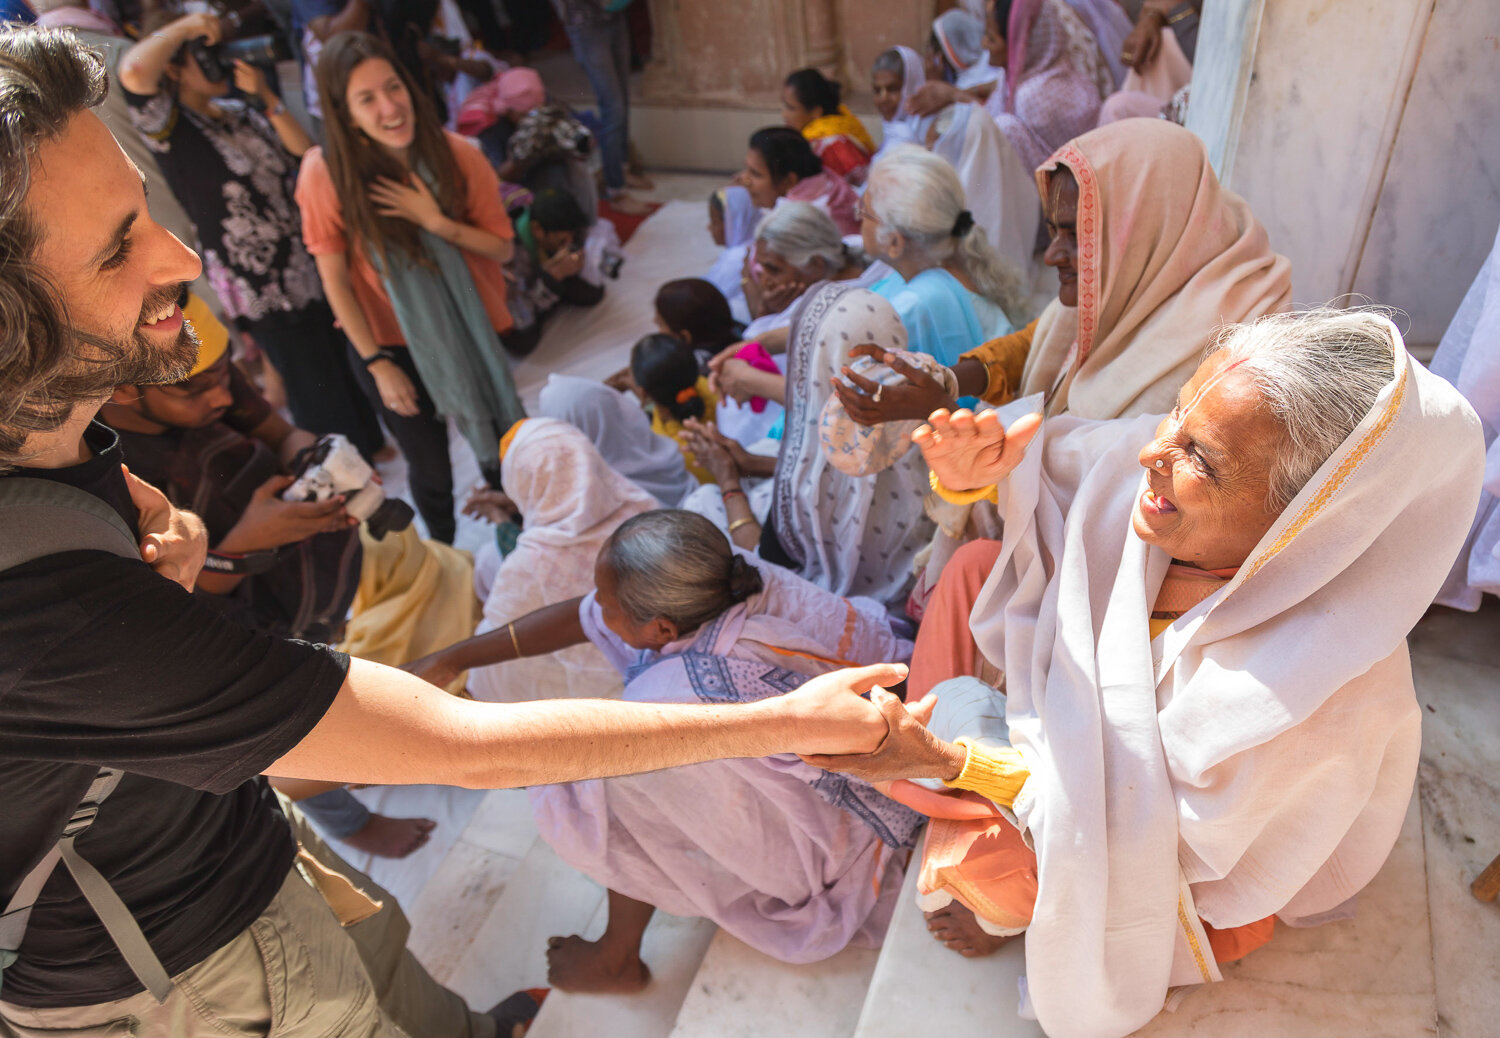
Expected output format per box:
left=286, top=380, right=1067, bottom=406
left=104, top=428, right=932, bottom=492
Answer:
left=498, top=419, right=529, bottom=463
left=183, top=293, right=230, bottom=377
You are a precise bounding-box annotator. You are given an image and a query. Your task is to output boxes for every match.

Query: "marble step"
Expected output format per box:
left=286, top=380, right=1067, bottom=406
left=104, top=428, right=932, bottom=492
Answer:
left=855, top=798, right=1437, bottom=1038
left=668, top=929, right=880, bottom=1038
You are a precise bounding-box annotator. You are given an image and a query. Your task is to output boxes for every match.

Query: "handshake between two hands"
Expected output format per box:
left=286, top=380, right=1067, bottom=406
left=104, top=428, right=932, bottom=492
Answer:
left=780, top=663, right=959, bottom=783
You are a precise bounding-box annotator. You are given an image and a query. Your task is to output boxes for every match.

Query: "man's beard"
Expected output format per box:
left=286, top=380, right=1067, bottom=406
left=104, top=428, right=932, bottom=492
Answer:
left=75, top=284, right=201, bottom=390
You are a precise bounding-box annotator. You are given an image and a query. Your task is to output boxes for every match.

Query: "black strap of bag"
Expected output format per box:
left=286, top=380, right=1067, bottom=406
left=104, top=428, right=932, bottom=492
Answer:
left=0, top=478, right=175, bottom=1003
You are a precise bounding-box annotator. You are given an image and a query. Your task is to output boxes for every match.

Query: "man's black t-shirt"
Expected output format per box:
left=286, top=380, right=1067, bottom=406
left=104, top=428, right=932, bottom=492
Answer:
left=0, top=423, right=348, bottom=1008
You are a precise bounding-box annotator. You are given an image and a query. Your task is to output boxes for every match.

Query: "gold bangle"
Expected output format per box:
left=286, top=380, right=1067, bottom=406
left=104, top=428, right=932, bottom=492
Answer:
left=928, top=468, right=997, bottom=505
left=507, top=621, right=521, bottom=657
left=728, top=517, right=756, bottom=534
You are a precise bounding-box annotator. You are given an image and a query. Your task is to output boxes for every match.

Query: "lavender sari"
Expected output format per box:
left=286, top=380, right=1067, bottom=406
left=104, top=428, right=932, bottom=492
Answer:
left=530, top=557, right=921, bottom=962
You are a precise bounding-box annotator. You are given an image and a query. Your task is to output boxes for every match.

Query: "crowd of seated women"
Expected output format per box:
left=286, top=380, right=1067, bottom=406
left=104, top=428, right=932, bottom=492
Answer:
left=81, top=1, right=1492, bottom=1032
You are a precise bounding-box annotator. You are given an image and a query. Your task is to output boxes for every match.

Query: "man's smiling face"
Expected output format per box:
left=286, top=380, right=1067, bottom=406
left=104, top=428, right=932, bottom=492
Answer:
left=26, top=109, right=202, bottom=391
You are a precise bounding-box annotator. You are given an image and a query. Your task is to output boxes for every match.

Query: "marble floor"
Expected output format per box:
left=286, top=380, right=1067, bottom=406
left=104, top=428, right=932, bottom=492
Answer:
left=320, top=198, right=1500, bottom=1037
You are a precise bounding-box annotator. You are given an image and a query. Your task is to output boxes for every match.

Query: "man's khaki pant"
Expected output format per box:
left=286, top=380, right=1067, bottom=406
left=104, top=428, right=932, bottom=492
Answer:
left=1, top=802, right=496, bottom=1038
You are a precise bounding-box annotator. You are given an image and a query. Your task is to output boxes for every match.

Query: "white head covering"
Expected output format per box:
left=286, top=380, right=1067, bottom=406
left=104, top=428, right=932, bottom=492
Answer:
left=468, top=418, right=657, bottom=704
left=717, top=184, right=760, bottom=248
left=1431, top=220, right=1500, bottom=609
left=931, top=102, right=1041, bottom=288
left=875, top=45, right=932, bottom=156
left=771, top=283, right=934, bottom=606
left=968, top=320, right=1484, bottom=1036
left=537, top=374, right=697, bottom=508
left=703, top=186, right=762, bottom=322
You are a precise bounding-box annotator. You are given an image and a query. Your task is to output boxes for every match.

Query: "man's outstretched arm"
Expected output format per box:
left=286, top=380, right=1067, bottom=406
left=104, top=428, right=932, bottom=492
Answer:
left=266, top=658, right=904, bottom=789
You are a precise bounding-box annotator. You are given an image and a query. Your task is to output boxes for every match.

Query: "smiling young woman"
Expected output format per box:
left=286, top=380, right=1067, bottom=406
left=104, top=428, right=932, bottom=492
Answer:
left=296, top=30, right=528, bottom=541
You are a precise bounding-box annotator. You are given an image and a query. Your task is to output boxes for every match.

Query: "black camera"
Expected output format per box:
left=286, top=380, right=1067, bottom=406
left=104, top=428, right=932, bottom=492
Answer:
left=186, top=34, right=280, bottom=84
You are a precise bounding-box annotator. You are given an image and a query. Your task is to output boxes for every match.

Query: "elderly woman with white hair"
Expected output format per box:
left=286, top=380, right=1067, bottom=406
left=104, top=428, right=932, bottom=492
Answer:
left=806, top=309, right=1484, bottom=1037
left=710, top=201, right=878, bottom=408
left=856, top=145, right=1030, bottom=406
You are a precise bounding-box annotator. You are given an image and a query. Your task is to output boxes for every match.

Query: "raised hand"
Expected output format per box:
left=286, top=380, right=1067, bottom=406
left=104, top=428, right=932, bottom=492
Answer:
left=832, top=345, right=958, bottom=426
left=370, top=174, right=445, bottom=234
left=125, top=465, right=207, bottom=591
left=905, top=80, right=961, bottom=116
left=914, top=408, right=1042, bottom=493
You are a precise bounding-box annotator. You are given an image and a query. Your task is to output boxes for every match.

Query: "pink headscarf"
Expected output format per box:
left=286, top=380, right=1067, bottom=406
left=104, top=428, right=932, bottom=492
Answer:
left=497, top=67, right=546, bottom=116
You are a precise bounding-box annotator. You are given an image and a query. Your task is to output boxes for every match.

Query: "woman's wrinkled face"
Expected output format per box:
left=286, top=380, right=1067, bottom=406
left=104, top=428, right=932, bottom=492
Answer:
left=872, top=68, right=904, bottom=122
left=781, top=84, right=817, bottom=131
left=1133, top=352, right=1285, bottom=571
left=345, top=58, right=416, bottom=154
left=594, top=556, right=677, bottom=650
left=741, top=148, right=783, bottom=208
left=755, top=244, right=814, bottom=299
left=982, top=10, right=1008, bottom=68
left=1042, top=167, right=1080, bottom=307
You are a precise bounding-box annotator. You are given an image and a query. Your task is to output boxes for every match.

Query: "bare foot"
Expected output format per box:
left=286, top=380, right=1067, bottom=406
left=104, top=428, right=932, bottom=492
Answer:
left=341, top=814, right=436, bottom=858
left=924, top=902, right=1017, bottom=957
left=624, top=172, right=655, bottom=190
left=545, top=935, right=651, bottom=993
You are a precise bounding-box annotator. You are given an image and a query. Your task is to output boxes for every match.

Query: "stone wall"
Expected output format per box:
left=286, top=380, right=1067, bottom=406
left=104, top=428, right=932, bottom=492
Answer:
left=641, top=0, right=938, bottom=109
left=1188, top=0, right=1500, bottom=346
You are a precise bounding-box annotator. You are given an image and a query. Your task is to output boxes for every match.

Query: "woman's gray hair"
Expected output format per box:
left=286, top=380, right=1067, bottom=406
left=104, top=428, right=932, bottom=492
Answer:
left=754, top=202, right=860, bottom=278
left=600, top=510, right=764, bottom=631
left=865, top=144, right=1030, bottom=322
left=1207, top=308, right=1396, bottom=512
left=872, top=48, right=905, bottom=78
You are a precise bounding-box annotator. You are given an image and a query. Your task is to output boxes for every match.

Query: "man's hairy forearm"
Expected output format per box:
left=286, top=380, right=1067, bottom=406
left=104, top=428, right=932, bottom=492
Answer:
left=266, top=658, right=810, bottom=788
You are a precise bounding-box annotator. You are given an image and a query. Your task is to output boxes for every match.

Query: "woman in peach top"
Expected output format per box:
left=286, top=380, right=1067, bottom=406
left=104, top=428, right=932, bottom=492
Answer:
left=296, top=31, right=525, bottom=541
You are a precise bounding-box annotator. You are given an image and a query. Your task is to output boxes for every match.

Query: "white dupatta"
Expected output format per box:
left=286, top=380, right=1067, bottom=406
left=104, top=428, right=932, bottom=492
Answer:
left=968, top=320, right=1483, bottom=1037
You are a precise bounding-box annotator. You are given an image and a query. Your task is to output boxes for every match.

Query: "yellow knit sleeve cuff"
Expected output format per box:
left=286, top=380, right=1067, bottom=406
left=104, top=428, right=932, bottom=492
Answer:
left=943, top=737, right=1030, bottom=808
left=929, top=469, right=1000, bottom=506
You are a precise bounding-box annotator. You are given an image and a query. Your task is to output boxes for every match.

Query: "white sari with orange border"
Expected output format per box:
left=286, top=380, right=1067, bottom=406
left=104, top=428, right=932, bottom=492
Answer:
left=965, top=319, right=1482, bottom=1036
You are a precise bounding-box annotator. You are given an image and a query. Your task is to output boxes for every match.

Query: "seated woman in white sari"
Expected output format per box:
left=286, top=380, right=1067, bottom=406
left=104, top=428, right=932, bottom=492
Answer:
left=429, top=509, right=922, bottom=991
left=536, top=373, right=698, bottom=507
left=806, top=309, right=1485, bottom=1038
left=407, top=418, right=657, bottom=701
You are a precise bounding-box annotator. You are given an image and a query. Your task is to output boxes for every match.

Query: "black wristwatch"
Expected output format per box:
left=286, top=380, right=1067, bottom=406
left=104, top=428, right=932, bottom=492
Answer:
left=203, top=548, right=280, bottom=575
left=360, top=348, right=401, bottom=369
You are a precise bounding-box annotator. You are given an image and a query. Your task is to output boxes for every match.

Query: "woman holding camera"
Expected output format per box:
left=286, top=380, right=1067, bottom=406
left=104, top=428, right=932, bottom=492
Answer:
left=296, top=31, right=530, bottom=539
left=118, top=11, right=386, bottom=463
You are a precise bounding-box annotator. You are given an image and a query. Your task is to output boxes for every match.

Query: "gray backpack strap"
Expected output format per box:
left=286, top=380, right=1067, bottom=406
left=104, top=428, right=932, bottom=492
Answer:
left=0, top=478, right=173, bottom=1003
left=0, top=477, right=138, bottom=570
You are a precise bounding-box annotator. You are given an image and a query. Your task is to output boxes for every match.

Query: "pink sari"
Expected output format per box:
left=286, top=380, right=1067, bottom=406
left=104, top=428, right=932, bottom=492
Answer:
left=785, top=171, right=860, bottom=235
left=985, top=0, right=1110, bottom=171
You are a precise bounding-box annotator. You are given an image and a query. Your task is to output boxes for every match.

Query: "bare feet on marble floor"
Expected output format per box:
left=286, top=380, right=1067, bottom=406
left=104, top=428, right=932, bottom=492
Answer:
left=342, top=814, right=436, bottom=858
left=546, top=934, right=652, bottom=993
left=925, top=902, right=1018, bottom=957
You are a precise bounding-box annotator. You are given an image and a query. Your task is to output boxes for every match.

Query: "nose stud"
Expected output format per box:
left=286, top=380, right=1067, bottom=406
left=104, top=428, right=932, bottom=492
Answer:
left=1154, top=459, right=1165, bottom=469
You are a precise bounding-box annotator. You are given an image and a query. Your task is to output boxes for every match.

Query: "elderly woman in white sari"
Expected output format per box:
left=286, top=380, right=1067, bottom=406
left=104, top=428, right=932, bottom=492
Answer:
left=805, top=309, right=1484, bottom=1038
left=407, top=418, right=657, bottom=701
left=702, top=283, right=938, bottom=607
left=426, top=509, right=922, bottom=992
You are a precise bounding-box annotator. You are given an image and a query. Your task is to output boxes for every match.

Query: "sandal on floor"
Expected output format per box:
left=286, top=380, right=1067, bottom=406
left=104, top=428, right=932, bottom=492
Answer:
left=487, top=988, right=548, bottom=1038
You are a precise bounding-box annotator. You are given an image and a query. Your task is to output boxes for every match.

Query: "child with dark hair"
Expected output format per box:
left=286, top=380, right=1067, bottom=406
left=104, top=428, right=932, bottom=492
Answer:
left=781, top=66, right=873, bottom=186
left=630, top=332, right=721, bottom=484
left=654, top=278, right=745, bottom=353
left=503, top=188, right=618, bottom=356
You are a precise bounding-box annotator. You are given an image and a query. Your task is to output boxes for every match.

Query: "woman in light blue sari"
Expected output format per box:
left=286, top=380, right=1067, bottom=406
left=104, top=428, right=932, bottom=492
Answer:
left=858, top=145, right=1031, bottom=405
